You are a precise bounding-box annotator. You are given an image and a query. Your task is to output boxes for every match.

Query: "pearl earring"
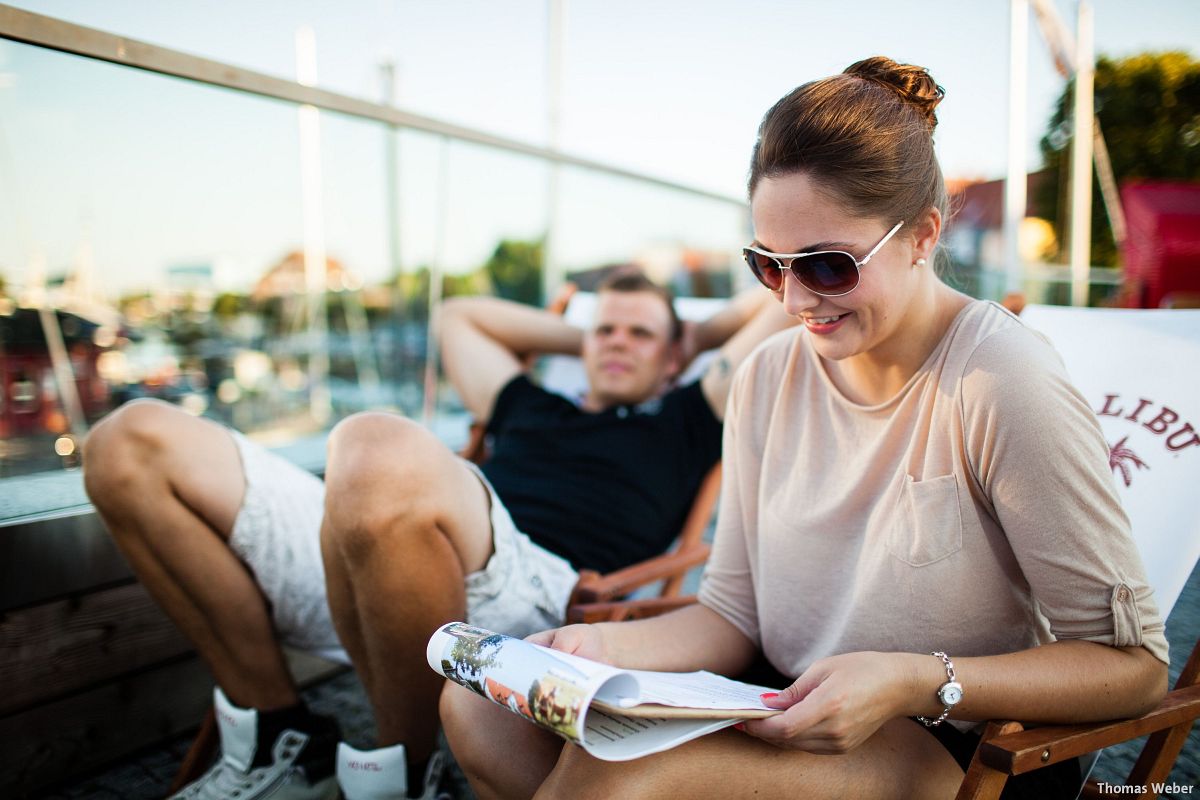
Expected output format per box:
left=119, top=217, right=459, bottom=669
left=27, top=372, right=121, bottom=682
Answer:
left=913, top=258, right=927, bottom=268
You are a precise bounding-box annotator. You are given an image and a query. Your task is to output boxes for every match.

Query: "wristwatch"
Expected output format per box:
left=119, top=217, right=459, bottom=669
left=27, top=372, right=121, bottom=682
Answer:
left=917, top=651, right=962, bottom=727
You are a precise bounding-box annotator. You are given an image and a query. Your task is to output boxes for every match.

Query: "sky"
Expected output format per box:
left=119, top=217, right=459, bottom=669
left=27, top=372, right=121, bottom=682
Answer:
left=1, top=0, right=1198, bottom=293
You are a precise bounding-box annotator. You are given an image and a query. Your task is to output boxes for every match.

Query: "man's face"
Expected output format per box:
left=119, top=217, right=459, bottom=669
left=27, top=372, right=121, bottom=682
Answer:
left=581, top=290, right=681, bottom=410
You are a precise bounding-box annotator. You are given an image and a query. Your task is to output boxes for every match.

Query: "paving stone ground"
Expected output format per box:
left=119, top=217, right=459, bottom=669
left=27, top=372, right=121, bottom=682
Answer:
left=42, top=561, right=1200, bottom=800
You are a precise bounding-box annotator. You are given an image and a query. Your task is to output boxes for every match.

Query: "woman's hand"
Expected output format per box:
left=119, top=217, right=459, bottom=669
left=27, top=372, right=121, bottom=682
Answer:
left=739, top=651, right=916, bottom=754
left=526, top=624, right=612, bottom=664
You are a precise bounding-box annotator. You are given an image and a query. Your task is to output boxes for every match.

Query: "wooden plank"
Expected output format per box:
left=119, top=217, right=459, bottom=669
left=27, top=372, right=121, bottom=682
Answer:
left=0, top=581, right=192, bottom=715
left=954, top=721, right=1024, bottom=800
left=0, top=649, right=344, bottom=796
left=979, top=684, right=1200, bottom=775
left=0, top=512, right=131, bottom=612
left=0, top=655, right=215, bottom=796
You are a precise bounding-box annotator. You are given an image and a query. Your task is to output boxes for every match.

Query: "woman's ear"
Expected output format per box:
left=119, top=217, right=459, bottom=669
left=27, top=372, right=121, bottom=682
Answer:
left=912, top=206, right=942, bottom=264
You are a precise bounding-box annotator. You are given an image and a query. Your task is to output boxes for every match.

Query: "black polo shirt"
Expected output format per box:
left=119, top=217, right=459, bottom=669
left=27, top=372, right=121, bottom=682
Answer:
left=480, top=375, right=722, bottom=574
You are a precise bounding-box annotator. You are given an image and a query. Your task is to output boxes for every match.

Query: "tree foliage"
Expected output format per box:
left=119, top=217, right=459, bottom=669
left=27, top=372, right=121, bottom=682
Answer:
left=1036, top=51, right=1200, bottom=266
left=484, top=238, right=544, bottom=306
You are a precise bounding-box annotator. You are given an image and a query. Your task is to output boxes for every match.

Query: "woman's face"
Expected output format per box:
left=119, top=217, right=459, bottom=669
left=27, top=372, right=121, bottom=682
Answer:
left=750, top=172, right=925, bottom=364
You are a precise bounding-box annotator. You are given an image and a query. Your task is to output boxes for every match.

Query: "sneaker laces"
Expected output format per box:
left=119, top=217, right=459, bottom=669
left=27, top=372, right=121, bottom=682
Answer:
left=174, top=757, right=270, bottom=800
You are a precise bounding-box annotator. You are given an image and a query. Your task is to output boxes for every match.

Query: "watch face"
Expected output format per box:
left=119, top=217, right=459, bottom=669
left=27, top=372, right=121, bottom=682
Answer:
left=940, top=682, right=964, bottom=705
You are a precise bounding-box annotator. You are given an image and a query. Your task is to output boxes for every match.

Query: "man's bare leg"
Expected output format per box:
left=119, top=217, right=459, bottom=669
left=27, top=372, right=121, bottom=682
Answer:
left=83, top=399, right=297, bottom=710
left=320, top=413, right=495, bottom=765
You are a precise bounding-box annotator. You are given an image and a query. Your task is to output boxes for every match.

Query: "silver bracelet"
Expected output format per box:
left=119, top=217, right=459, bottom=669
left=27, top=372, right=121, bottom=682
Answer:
left=916, top=651, right=962, bottom=727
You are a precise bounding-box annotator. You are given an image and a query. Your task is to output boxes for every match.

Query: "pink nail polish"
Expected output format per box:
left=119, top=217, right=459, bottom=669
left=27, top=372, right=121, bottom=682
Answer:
left=760, top=692, right=779, bottom=700
left=733, top=722, right=746, bottom=731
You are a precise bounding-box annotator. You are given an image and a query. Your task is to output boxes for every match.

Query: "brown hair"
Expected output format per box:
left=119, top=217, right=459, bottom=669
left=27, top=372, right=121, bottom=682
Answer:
left=748, top=56, right=949, bottom=230
left=596, top=269, right=683, bottom=342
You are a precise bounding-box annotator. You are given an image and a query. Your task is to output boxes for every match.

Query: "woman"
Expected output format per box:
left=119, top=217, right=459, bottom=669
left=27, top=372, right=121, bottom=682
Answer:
left=439, top=56, right=1169, bottom=800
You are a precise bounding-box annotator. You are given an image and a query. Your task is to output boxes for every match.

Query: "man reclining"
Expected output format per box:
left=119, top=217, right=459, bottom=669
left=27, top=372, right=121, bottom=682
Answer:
left=82, top=271, right=794, bottom=800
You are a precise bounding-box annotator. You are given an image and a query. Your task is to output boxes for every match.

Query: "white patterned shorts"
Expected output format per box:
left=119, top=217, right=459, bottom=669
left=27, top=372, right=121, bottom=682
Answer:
left=226, top=430, right=580, bottom=663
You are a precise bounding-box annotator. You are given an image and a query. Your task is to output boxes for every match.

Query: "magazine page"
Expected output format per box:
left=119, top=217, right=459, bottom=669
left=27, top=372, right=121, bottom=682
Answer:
left=621, top=668, right=781, bottom=715
left=581, top=707, right=738, bottom=761
left=426, top=622, right=781, bottom=761
left=544, top=648, right=780, bottom=716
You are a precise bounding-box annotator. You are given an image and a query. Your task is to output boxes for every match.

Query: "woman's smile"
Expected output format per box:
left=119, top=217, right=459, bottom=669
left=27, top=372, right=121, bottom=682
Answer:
left=802, top=312, right=852, bottom=334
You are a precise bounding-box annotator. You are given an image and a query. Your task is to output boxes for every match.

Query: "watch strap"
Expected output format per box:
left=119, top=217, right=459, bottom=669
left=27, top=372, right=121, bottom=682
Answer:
left=916, top=651, right=957, bottom=727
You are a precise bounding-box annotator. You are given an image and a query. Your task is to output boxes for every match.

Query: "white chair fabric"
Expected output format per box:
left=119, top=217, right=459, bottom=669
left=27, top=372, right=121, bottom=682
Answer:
left=1021, top=304, right=1200, bottom=615
left=1022, top=304, right=1200, bottom=800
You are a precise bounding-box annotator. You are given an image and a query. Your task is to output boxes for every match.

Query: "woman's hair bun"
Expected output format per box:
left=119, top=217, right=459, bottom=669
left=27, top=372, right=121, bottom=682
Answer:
left=844, top=56, right=944, bottom=133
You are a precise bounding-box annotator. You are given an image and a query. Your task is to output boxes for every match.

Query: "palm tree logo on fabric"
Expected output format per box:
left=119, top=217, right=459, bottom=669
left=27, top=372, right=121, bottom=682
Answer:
left=1109, top=436, right=1150, bottom=488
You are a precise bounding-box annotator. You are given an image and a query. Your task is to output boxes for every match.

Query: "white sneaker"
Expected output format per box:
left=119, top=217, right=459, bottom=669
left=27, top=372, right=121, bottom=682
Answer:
left=171, top=688, right=339, bottom=800
left=336, top=742, right=446, bottom=800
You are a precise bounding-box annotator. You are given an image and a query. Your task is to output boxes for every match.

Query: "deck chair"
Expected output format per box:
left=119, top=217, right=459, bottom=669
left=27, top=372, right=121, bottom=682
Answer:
left=171, top=289, right=730, bottom=791
left=454, top=288, right=726, bottom=623
left=954, top=303, right=1200, bottom=799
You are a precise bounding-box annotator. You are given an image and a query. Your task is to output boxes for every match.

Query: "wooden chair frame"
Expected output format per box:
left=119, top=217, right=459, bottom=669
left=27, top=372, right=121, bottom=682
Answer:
left=956, top=639, right=1200, bottom=799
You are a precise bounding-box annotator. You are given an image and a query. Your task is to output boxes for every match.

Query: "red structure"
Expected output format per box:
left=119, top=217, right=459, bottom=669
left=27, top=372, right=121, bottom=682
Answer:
left=1121, top=182, right=1200, bottom=309
left=0, top=308, right=108, bottom=438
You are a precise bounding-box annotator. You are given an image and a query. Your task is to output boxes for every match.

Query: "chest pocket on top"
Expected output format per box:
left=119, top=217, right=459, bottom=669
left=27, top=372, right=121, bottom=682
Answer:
left=887, top=474, right=963, bottom=567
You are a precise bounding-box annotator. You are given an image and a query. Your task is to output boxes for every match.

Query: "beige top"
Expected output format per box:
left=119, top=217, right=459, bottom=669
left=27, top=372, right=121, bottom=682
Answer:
left=699, top=300, right=1169, bottom=677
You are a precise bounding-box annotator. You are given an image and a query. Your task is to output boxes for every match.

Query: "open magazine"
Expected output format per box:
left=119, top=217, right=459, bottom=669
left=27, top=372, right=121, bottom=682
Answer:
left=426, top=621, right=782, bottom=761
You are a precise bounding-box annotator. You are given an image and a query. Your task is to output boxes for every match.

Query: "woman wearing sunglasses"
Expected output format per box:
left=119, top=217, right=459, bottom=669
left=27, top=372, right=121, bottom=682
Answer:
left=440, top=57, right=1168, bottom=800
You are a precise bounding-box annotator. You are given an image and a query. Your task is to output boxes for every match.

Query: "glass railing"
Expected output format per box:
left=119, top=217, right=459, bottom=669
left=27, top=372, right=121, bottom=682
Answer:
left=0, top=12, right=748, bottom=488
left=944, top=257, right=1123, bottom=308
left=3, top=0, right=553, bottom=148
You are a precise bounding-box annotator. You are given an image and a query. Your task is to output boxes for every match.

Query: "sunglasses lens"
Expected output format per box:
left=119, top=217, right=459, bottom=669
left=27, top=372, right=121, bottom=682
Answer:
left=744, top=249, right=861, bottom=296
left=794, top=253, right=859, bottom=295
left=743, top=249, right=784, bottom=291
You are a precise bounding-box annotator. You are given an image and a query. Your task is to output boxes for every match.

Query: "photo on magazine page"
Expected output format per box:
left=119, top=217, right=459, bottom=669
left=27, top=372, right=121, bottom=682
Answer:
left=430, top=621, right=593, bottom=742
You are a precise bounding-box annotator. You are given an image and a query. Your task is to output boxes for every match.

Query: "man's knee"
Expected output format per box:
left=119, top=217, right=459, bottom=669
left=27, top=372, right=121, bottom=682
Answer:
left=323, top=413, right=453, bottom=557
left=83, top=399, right=189, bottom=500
left=325, top=412, right=445, bottom=501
